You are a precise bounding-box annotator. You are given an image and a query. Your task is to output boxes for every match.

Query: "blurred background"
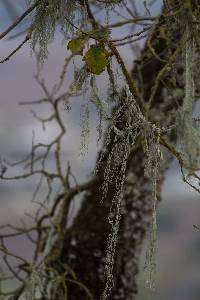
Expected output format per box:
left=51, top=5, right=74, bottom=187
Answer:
left=0, top=1, right=200, bottom=299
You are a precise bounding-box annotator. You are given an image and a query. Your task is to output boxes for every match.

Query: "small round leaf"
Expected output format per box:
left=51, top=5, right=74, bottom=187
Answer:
left=84, top=45, right=109, bottom=75
left=67, top=38, right=85, bottom=55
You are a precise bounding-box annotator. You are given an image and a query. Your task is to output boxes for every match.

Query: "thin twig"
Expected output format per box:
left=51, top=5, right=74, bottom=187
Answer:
left=0, top=1, right=39, bottom=40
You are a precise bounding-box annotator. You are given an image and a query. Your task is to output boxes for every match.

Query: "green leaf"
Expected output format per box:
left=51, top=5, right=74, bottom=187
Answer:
left=67, top=38, right=85, bottom=54
left=84, top=44, right=109, bottom=75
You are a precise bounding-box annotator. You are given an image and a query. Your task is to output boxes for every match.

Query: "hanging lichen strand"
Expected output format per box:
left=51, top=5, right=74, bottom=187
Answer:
left=143, top=124, right=162, bottom=291
left=80, top=101, right=90, bottom=157
left=30, top=0, right=81, bottom=62
left=99, top=87, right=145, bottom=300
left=89, top=75, right=109, bottom=143
left=29, top=0, right=124, bottom=63
left=95, top=77, right=165, bottom=299
left=23, top=225, right=57, bottom=299
left=176, top=17, right=200, bottom=170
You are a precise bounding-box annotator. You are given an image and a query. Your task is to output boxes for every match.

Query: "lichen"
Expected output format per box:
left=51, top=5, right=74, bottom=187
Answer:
left=80, top=102, right=90, bottom=157
left=143, top=123, right=162, bottom=291
left=89, top=75, right=108, bottom=143
left=176, top=21, right=200, bottom=170
left=30, top=0, right=80, bottom=62
left=100, top=86, right=144, bottom=300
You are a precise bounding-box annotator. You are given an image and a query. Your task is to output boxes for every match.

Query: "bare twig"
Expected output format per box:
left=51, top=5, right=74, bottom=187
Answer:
left=0, top=1, right=39, bottom=40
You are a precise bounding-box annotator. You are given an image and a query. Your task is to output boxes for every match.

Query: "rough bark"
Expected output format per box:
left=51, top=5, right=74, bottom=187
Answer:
left=51, top=4, right=185, bottom=300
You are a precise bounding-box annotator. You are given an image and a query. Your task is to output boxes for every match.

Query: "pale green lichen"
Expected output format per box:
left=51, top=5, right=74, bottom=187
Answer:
left=30, top=0, right=80, bottom=62
left=24, top=266, right=45, bottom=300
left=29, top=0, right=123, bottom=63
left=69, top=65, right=89, bottom=95
left=143, top=124, right=162, bottom=291
left=100, top=86, right=145, bottom=300
left=176, top=22, right=200, bottom=169
left=80, top=102, right=90, bottom=157
left=89, top=75, right=108, bottom=142
left=24, top=226, right=58, bottom=299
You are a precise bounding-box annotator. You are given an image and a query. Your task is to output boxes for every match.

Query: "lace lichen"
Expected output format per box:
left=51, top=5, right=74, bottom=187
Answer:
left=176, top=20, right=200, bottom=170
left=23, top=225, right=58, bottom=299
left=143, top=124, right=162, bottom=291
left=29, top=0, right=122, bottom=63
left=80, top=102, right=90, bottom=157
left=69, top=65, right=89, bottom=95
left=24, top=266, right=45, bottom=300
left=89, top=75, right=108, bottom=143
left=30, top=0, right=80, bottom=62
left=100, top=87, right=145, bottom=300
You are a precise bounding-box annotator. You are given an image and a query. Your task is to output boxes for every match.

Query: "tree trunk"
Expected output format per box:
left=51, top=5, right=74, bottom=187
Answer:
left=51, top=3, right=185, bottom=300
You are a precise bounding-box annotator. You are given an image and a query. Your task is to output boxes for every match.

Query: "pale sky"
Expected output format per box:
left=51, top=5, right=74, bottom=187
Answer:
left=1, top=2, right=200, bottom=299
left=0, top=0, right=198, bottom=222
